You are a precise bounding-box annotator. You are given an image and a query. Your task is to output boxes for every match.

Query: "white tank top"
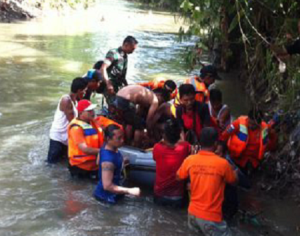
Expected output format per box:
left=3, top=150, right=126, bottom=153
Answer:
left=208, top=102, right=232, bottom=127
left=49, top=95, right=78, bottom=145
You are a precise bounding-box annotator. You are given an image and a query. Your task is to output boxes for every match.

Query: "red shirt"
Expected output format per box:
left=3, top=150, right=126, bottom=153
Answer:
left=153, top=141, right=191, bottom=197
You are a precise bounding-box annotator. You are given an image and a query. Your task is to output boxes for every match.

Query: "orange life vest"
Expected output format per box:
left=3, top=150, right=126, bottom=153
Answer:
left=139, top=78, right=177, bottom=100
left=68, top=118, right=104, bottom=171
left=174, top=76, right=209, bottom=106
left=227, top=116, right=268, bottom=165
left=94, top=116, right=123, bottom=130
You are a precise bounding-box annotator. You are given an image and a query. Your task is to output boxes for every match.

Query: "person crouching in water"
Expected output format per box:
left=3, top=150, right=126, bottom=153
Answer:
left=153, top=119, right=191, bottom=207
left=68, top=100, right=104, bottom=179
left=94, top=124, right=141, bottom=204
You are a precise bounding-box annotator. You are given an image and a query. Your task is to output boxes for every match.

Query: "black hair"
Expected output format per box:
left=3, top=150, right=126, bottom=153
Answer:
left=164, top=119, right=182, bottom=145
left=164, top=80, right=177, bottom=91
left=199, top=127, right=219, bottom=148
left=209, top=89, right=222, bottom=103
left=105, top=124, right=121, bottom=139
left=248, top=108, right=264, bottom=124
left=71, top=77, right=88, bottom=93
left=123, top=36, right=138, bottom=45
left=93, top=60, right=104, bottom=70
left=91, top=70, right=102, bottom=82
left=153, top=88, right=170, bottom=102
left=179, top=84, right=195, bottom=99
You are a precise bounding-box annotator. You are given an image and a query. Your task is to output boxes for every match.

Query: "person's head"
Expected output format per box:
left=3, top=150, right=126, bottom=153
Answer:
left=200, top=65, right=221, bottom=87
left=71, top=77, right=88, bottom=100
left=164, top=80, right=177, bottom=94
left=163, top=119, right=182, bottom=145
left=93, top=60, right=104, bottom=70
left=179, top=84, right=195, bottom=110
left=199, top=127, right=219, bottom=151
left=153, top=88, right=170, bottom=104
left=77, top=99, right=97, bottom=122
left=209, top=89, right=223, bottom=112
left=105, top=124, right=124, bottom=149
left=84, top=69, right=102, bottom=91
left=122, top=36, right=138, bottom=54
left=248, top=108, right=264, bottom=130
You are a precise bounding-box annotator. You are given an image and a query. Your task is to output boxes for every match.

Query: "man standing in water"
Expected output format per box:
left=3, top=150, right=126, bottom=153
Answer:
left=177, top=127, right=238, bottom=236
left=100, top=36, right=138, bottom=105
left=68, top=100, right=104, bottom=179
left=47, top=78, right=87, bottom=164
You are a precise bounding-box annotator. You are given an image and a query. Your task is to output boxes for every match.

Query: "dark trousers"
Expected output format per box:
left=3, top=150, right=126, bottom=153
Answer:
left=68, top=164, right=98, bottom=180
left=47, top=139, right=68, bottom=164
left=153, top=195, right=185, bottom=208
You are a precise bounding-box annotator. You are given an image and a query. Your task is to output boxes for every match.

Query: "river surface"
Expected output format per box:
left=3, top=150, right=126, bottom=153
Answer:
left=0, top=1, right=299, bottom=236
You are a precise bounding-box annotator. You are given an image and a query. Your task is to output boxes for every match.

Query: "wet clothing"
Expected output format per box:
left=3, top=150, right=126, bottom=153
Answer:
left=47, top=94, right=77, bottom=163
left=286, top=39, right=300, bottom=55
left=94, top=145, right=124, bottom=204
left=68, top=164, right=98, bottom=179
left=221, top=116, right=269, bottom=169
left=49, top=94, right=78, bottom=145
left=114, top=96, right=145, bottom=130
left=177, top=150, right=236, bottom=223
left=176, top=102, right=211, bottom=143
left=188, top=214, right=232, bottom=236
left=68, top=119, right=104, bottom=172
left=153, top=141, right=190, bottom=198
left=47, top=139, right=68, bottom=164
left=153, top=195, right=184, bottom=208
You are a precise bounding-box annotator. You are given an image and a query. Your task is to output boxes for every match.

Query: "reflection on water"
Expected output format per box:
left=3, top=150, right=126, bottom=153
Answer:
left=0, top=0, right=299, bottom=235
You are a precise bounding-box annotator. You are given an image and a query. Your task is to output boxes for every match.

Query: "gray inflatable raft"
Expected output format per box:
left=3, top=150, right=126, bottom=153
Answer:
left=119, top=146, right=156, bottom=186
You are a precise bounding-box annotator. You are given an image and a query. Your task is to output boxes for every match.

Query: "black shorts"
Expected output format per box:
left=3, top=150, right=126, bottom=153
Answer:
left=47, top=139, right=68, bottom=164
left=114, top=96, right=145, bottom=130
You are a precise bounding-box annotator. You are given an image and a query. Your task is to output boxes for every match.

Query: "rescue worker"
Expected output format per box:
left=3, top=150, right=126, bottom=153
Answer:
left=68, top=100, right=104, bottom=179
left=176, top=84, right=211, bottom=145
left=220, top=109, right=270, bottom=174
left=177, top=127, right=238, bottom=236
left=94, top=124, right=141, bottom=204
left=138, top=78, right=177, bottom=100
left=174, top=65, right=221, bottom=106
left=82, top=69, right=103, bottom=100
left=209, top=88, right=232, bottom=133
left=100, top=36, right=138, bottom=105
left=47, top=77, right=87, bottom=164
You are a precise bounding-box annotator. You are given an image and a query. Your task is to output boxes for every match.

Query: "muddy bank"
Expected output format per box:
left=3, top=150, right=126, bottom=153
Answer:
left=0, top=0, right=38, bottom=23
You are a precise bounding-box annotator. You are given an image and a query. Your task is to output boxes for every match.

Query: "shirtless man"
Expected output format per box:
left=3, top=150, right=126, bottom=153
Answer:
left=114, top=85, right=168, bottom=147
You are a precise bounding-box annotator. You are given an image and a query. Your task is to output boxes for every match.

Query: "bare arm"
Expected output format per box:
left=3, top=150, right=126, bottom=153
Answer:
left=218, top=107, right=230, bottom=130
left=146, top=96, right=159, bottom=129
left=100, top=63, right=114, bottom=94
left=102, top=162, right=140, bottom=196
left=60, top=97, right=75, bottom=122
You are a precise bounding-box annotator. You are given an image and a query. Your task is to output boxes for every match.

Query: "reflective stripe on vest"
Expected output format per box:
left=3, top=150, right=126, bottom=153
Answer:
left=228, top=116, right=268, bottom=162
left=68, top=119, right=101, bottom=170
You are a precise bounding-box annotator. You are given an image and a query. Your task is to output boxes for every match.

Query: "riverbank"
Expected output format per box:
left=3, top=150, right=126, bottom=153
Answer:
left=0, top=0, right=96, bottom=23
